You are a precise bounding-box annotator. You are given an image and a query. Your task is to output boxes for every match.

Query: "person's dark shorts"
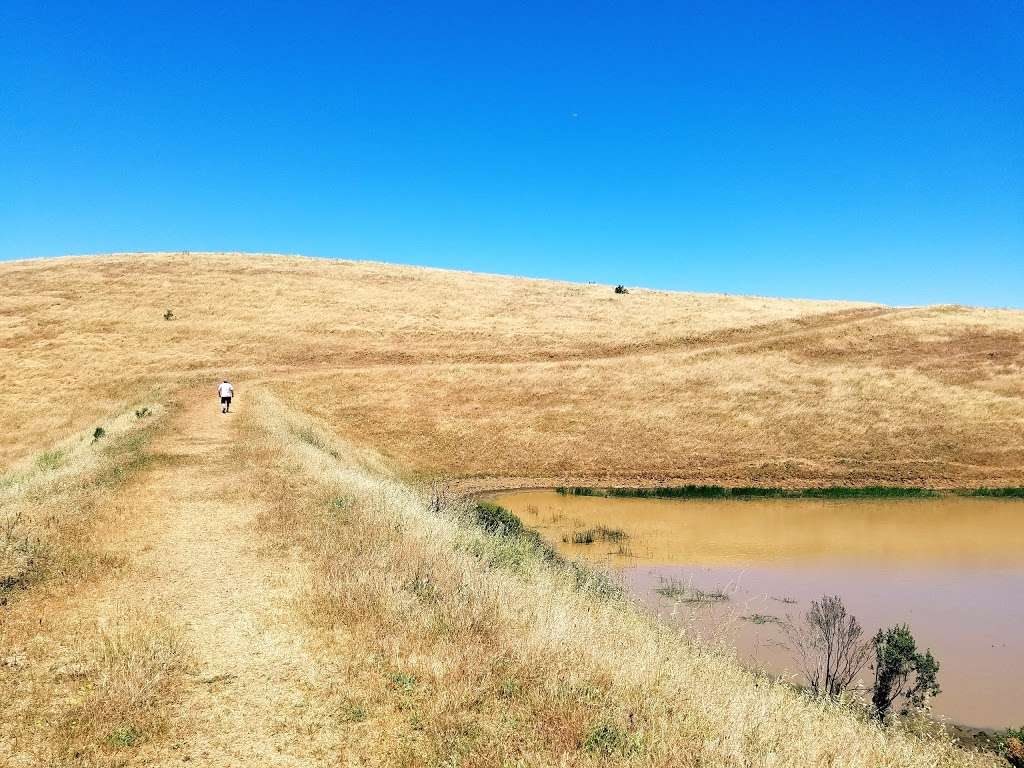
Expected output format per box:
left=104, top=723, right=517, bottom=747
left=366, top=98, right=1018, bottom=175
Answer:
left=221, top=396, right=232, bottom=406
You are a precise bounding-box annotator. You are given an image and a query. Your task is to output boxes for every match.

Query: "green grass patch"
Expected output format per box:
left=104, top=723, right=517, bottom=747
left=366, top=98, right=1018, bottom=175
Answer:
left=295, top=427, right=340, bottom=458
left=388, top=671, right=418, bottom=692
left=555, top=486, right=605, bottom=496
left=963, top=487, right=1024, bottom=498
left=581, top=722, right=644, bottom=757
left=339, top=701, right=369, bottom=723
left=474, top=501, right=536, bottom=539
left=106, top=725, right=143, bottom=749
left=558, top=485, right=944, bottom=499
left=655, top=578, right=729, bottom=603
left=35, top=449, right=65, bottom=471
left=563, top=525, right=628, bottom=545
left=471, top=502, right=622, bottom=600
left=743, top=613, right=782, bottom=625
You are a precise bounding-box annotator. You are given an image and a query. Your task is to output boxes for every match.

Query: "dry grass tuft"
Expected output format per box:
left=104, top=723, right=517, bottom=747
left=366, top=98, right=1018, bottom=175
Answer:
left=54, top=608, right=189, bottom=766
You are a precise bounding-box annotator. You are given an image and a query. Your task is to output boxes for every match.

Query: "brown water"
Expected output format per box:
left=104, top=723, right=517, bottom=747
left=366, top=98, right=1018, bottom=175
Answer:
left=490, top=490, right=1024, bottom=729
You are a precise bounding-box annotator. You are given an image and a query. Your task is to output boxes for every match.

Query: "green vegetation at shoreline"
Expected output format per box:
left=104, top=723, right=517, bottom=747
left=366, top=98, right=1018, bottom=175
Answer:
left=473, top=501, right=623, bottom=599
left=964, top=487, right=1024, bottom=498
left=554, top=484, right=1024, bottom=499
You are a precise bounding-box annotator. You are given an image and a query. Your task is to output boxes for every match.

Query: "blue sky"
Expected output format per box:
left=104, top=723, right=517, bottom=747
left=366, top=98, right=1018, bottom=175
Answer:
left=2, top=1, right=1021, bottom=306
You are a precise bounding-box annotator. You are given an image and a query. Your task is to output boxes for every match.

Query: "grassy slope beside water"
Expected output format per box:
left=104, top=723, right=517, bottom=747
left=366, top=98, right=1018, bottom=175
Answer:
left=238, top=390, right=995, bottom=767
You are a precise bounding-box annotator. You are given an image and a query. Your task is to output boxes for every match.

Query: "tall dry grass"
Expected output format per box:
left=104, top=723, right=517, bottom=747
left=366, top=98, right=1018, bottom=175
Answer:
left=0, top=252, right=851, bottom=467
left=1, top=401, right=167, bottom=600
left=3, top=253, right=1022, bottom=488
left=0, top=400, right=194, bottom=767
left=278, top=348, right=1024, bottom=488
left=239, top=388, right=995, bottom=767
left=52, top=608, right=189, bottom=766
left=1, top=603, right=188, bottom=767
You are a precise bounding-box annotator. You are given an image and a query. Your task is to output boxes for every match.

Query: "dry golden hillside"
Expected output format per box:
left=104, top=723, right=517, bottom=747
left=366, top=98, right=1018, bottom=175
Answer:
left=2, top=252, right=1016, bottom=767
left=3, top=252, right=1022, bottom=487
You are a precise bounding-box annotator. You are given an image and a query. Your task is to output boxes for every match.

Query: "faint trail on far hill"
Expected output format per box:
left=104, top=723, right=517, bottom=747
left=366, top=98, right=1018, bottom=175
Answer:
left=104, top=390, right=345, bottom=766
left=255, top=305, right=907, bottom=380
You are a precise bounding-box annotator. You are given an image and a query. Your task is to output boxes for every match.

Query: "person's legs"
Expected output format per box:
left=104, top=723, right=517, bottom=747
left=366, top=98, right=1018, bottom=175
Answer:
left=221, top=396, right=228, bottom=413
left=225, top=396, right=231, bottom=413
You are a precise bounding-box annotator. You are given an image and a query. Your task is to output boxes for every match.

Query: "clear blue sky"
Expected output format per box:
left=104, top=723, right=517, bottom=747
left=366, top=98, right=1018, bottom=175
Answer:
left=2, top=1, right=1021, bottom=306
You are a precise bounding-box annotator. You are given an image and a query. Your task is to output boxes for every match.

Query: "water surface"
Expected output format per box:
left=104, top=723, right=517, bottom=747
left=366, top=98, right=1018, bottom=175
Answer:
left=490, top=490, right=1024, bottom=729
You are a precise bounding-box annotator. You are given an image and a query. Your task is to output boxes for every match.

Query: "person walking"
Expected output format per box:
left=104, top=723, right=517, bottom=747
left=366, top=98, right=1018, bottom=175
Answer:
left=218, top=379, right=234, bottom=413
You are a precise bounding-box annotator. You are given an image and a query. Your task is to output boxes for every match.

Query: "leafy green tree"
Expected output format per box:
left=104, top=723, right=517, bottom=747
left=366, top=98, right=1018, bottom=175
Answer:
left=871, top=624, right=940, bottom=719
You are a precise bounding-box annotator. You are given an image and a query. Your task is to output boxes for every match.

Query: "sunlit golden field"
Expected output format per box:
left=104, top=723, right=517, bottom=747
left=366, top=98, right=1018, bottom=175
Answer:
left=2, top=252, right=1021, bottom=767
left=3, top=252, right=1022, bottom=487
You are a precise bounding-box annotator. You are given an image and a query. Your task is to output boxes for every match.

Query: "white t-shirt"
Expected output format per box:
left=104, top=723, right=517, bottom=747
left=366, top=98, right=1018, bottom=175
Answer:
left=218, top=382, right=234, bottom=398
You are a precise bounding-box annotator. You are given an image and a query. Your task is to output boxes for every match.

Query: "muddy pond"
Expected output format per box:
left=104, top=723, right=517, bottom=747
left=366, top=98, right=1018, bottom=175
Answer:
left=489, top=490, right=1024, bottom=729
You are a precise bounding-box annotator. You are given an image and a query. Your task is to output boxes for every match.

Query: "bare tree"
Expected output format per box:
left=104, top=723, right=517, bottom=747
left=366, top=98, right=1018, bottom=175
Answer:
left=784, top=595, right=871, bottom=698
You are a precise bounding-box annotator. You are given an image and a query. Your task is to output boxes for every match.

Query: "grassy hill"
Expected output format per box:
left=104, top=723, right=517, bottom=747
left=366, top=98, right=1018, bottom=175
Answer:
left=3, top=252, right=1022, bottom=486
left=2, top=252, right=1020, bottom=767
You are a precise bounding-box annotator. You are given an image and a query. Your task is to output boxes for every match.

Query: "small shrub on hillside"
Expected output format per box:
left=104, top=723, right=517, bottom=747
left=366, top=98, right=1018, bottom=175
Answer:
left=134, top=407, right=151, bottom=419
left=582, top=722, right=642, bottom=756
left=871, top=624, right=940, bottom=720
left=339, top=701, right=369, bottom=723
left=105, top=725, right=143, bottom=748
left=474, top=502, right=556, bottom=558
left=92, top=427, right=106, bottom=442
left=163, top=309, right=174, bottom=320
left=388, top=671, right=417, bottom=693
left=1001, top=730, right=1024, bottom=768
left=474, top=502, right=529, bottom=537
left=613, top=285, right=629, bottom=294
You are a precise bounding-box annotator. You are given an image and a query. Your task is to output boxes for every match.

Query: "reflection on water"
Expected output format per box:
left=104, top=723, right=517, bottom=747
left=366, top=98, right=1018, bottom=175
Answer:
left=490, top=490, right=1024, bottom=729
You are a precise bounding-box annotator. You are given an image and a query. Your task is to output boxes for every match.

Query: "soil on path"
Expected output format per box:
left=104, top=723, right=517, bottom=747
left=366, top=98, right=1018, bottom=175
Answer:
left=105, top=390, right=346, bottom=766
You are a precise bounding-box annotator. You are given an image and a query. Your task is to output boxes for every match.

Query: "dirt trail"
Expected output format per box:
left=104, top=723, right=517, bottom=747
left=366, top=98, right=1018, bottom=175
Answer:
left=255, top=305, right=905, bottom=382
left=109, top=390, right=343, bottom=766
